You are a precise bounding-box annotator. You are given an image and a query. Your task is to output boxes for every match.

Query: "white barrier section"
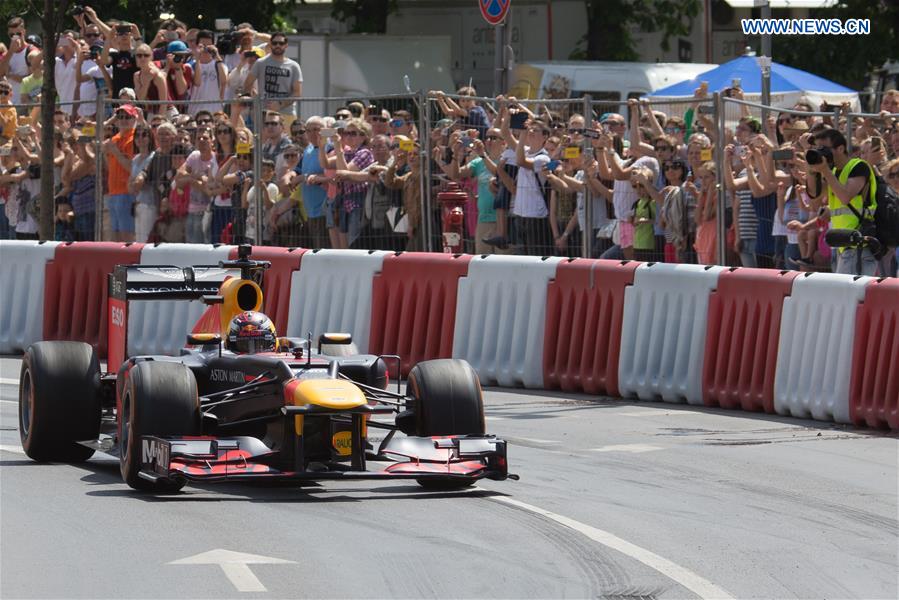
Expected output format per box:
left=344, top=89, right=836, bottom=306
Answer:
left=285, top=250, right=389, bottom=350
left=618, top=263, right=725, bottom=405
left=452, top=255, right=562, bottom=388
left=0, top=241, right=60, bottom=354
left=128, top=244, right=234, bottom=356
left=774, top=273, right=871, bottom=423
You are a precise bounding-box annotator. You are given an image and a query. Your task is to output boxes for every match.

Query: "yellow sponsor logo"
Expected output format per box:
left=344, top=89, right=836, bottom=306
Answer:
left=332, top=431, right=352, bottom=456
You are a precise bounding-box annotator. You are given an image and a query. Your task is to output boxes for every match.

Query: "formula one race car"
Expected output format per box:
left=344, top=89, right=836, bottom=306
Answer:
left=18, top=245, right=514, bottom=492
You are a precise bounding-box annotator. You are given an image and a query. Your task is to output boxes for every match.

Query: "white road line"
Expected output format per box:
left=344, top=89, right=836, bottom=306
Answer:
left=591, top=444, right=664, bottom=454
left=0, top=378, right=18, bottom=386
left=0, top=444, right=25, bottom=455
left=484, top=415, right=506, bottom=421
left=507, top=437, right=560, bottom=445
left=0, top=399, right=18, bottom=405
left=614, top=410, right=700, bottom=417
left=491, top=496, right=734, bottom=600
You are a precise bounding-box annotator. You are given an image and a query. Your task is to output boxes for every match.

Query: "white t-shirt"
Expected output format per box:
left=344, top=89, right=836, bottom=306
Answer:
left=79, top=61, right=106, bottom=117
left=189, top=59, right=227, bottom=116
left=54, top=56, right=78, bottom=113
left=574, top=170, right=611, bottom=231
left=512, top=147, right=550, bottom=218
left=4, top=45, right=31, bottom=104
left=184, top=151, right=218, bottom=214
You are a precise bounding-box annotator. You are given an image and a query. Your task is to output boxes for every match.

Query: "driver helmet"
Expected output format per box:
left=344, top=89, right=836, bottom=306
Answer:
left=226, top=311, right=277, bottom=354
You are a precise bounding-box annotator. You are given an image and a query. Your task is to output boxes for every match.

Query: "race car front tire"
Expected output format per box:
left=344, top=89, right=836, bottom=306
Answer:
left=406, top=359, right=485, bottom=437
left=119, top=361, right=200, bottom=492
left=19, top=341, right=101, bottom=463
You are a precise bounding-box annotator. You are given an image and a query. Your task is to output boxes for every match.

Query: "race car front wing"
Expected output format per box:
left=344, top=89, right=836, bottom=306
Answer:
left=138, top=433, right=514, bottom=485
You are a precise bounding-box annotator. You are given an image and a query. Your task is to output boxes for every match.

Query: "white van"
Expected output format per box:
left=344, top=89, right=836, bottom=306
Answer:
left=509, top=60, right=717, bottom=112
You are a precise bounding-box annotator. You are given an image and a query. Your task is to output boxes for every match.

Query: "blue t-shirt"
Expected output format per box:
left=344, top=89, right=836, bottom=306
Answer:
left=300, top=143, right=326, bottom=219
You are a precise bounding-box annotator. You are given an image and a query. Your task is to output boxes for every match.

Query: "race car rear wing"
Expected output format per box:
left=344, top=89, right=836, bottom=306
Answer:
left=107, top=264, right=238, bottom=372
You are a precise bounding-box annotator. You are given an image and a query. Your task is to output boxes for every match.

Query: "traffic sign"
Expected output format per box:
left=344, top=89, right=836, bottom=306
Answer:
left=479, top=0, right=511, bottom=26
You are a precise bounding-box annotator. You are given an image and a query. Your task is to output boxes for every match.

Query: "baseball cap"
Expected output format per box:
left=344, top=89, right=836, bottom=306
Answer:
left=166, top=40, right=188, bottom=53
left=116, top=104, right=139, bottom=118
left=25, top=34, right=41, bottom=48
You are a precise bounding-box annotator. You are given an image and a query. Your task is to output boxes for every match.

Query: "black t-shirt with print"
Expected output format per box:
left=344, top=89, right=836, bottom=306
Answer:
left=110, top=49, right=138, bottom=98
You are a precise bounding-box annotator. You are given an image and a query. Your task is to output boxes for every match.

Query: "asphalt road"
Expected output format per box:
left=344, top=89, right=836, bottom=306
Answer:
left=1, top=355, right=897, bottom=600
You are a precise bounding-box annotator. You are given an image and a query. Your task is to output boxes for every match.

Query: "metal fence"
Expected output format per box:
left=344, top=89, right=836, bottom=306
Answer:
left=1, top=89, right=895, bottom=276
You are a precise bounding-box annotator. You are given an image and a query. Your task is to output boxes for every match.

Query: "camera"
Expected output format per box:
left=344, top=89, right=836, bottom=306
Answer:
left=216, top=30, right=236, bottom=57
left=805, top=147, right=833, bottom=165
left=115, top=25, right=131, bottom=35
left=71, top=5, right=84, bottom=16
left=27, top=163, right=41, bottom=179
left=172, top=52, right=188, bottom=64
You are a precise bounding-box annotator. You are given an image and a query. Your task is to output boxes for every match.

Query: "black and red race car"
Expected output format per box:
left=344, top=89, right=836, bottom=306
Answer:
left=18, top=245, right=514, bottom=493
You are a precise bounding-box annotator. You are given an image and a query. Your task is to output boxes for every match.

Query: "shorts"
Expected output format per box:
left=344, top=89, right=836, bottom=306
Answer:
left=107, top=194, right=135, bottom=233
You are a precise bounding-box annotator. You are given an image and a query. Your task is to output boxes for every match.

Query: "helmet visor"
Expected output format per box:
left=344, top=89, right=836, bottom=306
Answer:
left=229, top=333, right=275, bottom=354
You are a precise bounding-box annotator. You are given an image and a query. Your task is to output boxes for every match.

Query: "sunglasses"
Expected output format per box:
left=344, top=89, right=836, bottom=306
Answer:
left=343, top=131, right=362, bottom=137
left=664, top=127, right=682, bottom=133
left=335, top=113, right=351, bottom=119
left=84, top=32, right=100, bottom=38
left=0, top=89, right=10, bottom=96
left=197, top=119, right=212, bottom=125
left=486, top=136, right=501, bottom=141
left=291, top=129, right=305, bottom=134
left=115, top=113, right=134, bottom=120
left=270, top=40, right=287, bottom=46
left=136, top=53, right=151, bottom=58
left=369, top=116, right=387, bottom=123
left=389, top=119, right=406, bottom=127
left=264, top=121, right=280, bottom=127
left=215, top=128, right=232, bottom=134
left=656, top=145, right=672, bottom=152
left=283, top=153, right=298, bottom=158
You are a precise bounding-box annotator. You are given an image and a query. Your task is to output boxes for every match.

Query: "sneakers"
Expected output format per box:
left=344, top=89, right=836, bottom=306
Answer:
left=482, top=235, right=510, bottom=250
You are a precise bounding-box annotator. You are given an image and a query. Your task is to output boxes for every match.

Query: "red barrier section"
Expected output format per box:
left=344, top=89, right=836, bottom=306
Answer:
left=369, top=252, right=472, bottom=376
left=702, top=268, right=798, bottom=412
left=229, top=246, right=306, bottom=335
left=543, top=259, right=638, bottom=397
left=42, top=242, right=144, bottom=357
left=850, top=278, right=899, bottom=430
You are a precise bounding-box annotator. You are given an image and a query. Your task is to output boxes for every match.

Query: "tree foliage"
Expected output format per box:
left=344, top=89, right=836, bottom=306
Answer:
left=329, top=0, right=399, bottom=34
left=3, top=1, right=289, bottom=39
left=770, top=0, right=899, bottom=90
left=574, top=0, right=702, bottom=61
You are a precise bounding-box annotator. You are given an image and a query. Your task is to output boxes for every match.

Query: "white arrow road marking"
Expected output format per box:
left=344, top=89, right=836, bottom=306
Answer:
left=0, top=378, right=19, bottom=386
left=591, top=444, right=664, bottom=453
left=169, top=549, right=296, bottom=593
left=490, top=496, right=734, bottom=600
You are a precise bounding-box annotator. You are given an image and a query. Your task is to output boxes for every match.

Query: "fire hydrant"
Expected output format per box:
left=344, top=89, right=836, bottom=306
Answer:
left=438, top=183, right=467, bottom=253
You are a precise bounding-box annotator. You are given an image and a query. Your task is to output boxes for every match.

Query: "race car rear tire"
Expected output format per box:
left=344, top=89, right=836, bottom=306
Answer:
left=406, top=359, right=485, bottom=437
left=19, top=342, right=101, bottom=463
left=119, top=361, right=199, bottom=492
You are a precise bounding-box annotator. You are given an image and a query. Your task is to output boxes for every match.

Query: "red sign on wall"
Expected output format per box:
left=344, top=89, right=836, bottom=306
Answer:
left=479, top=0, right=511, bottom=26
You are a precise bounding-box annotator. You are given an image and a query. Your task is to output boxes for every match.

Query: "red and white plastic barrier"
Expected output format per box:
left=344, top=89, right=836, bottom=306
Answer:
left=0, top=241, right=60, bottom=354
left=774, top=273, right=873, bottom=423
left=285, top=249, right=390, bottom=350
left=452, top=255, right=562, bottom=388
left=618, top=263, right=726, bottom=405
left=2, top=240, right=897, bottom=431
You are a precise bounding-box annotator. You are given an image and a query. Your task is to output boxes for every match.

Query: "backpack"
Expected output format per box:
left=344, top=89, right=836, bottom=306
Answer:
left=852, top=171, right=899, bottom=257
left=872, top=177, right=899, bottom=251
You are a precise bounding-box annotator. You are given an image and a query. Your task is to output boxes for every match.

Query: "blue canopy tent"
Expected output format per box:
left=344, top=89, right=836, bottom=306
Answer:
left=646, top=55, right=859, bottom=111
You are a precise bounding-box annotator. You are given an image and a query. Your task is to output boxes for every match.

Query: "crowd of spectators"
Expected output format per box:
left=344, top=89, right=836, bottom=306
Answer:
left=0, top=8, right=897, bottom=277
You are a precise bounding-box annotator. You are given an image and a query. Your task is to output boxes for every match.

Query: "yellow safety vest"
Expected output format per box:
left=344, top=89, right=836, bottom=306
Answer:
left=828, top=158, right=876, bottom=232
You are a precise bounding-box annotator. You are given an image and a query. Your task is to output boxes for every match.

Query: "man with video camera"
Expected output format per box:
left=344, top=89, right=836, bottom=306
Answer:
left=806, top=128, right=878, bottom=276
